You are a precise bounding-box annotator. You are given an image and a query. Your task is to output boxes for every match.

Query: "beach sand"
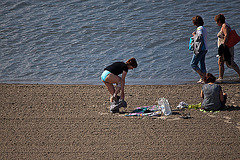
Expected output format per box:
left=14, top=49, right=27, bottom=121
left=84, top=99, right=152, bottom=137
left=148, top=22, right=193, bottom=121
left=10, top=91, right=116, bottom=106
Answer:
left=1, top=83, right=240, bottom=159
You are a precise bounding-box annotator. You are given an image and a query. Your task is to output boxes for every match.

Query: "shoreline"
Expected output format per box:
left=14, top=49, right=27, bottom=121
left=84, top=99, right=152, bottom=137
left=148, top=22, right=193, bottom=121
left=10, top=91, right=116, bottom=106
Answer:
left=1, top=83, right=240, bottom=159
left=0, top=80, right=195, bottom=86
left=1, top=75, right=239, bottom=86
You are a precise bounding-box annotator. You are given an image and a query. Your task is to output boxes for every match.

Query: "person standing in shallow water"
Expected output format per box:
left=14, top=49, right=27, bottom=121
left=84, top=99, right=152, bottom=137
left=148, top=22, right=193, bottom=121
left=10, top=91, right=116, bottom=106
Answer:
left=190, top=16, right=208, bottom=84
left=214, top=14, right=240, bottom=81
left=101, top=58, right=138, bottom=112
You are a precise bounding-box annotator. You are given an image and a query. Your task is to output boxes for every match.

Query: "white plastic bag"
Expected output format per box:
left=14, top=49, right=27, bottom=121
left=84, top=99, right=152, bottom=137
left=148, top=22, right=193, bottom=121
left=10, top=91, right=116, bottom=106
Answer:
left=158, top=97, right=172, bottom=116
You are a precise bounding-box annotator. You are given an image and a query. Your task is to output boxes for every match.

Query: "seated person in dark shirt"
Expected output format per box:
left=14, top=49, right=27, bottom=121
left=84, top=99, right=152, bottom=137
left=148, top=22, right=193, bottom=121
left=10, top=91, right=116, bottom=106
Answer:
left=101, top=58, right=138, bottom=113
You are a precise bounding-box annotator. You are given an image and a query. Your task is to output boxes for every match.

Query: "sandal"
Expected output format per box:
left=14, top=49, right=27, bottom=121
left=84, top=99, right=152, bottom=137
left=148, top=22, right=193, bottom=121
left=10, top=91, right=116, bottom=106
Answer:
left=216, top=78, right=223, bottom=82
left=197, top=79, right=204, bottom=84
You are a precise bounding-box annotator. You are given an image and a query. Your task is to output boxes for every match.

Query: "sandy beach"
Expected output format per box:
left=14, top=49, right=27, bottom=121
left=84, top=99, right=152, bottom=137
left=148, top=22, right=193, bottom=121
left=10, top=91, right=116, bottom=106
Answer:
left=1, top=83, right=240, bottom=159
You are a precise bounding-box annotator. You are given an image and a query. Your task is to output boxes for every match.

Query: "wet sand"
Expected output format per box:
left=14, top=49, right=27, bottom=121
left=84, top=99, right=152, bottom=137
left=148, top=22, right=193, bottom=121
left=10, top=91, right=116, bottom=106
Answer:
left=1, top=83, right=240, bottom=159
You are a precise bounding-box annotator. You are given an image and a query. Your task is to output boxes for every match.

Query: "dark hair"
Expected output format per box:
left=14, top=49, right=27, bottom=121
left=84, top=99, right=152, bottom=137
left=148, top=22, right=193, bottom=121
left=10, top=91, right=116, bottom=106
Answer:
left=192, top=16, right=204, bottom=26
left=126, top=57, right=138, bottom=68
left=214, top=14, right=225, bottom=24
left=204, top=73, right=216, bottom=83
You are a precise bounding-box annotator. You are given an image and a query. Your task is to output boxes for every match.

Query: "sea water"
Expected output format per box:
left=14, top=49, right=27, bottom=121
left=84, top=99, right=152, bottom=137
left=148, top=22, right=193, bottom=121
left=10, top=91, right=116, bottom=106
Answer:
left=0, top=0, right=240, bottom=85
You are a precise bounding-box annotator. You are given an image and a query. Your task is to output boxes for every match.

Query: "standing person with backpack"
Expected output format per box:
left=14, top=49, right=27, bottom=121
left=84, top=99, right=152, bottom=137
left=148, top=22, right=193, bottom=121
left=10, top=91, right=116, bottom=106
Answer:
left=190, top=16, right=208, bottom=84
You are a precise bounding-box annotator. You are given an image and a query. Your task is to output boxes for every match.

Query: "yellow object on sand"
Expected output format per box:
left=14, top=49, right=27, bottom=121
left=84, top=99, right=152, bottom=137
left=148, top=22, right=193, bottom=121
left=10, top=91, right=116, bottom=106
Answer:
left=188, top=102, right=201, bottom=109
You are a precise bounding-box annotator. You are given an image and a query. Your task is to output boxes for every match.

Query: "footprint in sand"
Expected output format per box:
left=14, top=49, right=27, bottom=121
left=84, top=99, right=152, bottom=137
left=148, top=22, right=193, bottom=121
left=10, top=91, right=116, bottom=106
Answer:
left=207, top=114, right=216, bottom=118
left=223, top=116, right=231, bottom=120
left=236, top=122, right=240, bottom=131
left=99, top=112, right=109, bottom=116
left=167, top=117, right=181, bottom=121
left=159, top=116, right=167, bottom=120
left=223, top=116, right=232, bottom=124
left=223, top=120, right=233, bottom=124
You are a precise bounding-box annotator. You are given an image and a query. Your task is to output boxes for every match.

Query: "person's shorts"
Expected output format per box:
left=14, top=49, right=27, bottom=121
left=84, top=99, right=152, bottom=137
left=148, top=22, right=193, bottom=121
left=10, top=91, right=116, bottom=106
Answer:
left=101, top=70, right=111, bottom=82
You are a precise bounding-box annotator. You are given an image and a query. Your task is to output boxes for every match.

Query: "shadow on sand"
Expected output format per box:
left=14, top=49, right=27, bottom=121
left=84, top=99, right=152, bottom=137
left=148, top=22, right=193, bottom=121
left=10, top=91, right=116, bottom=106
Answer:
left=215, top=79, right=240, bottom=84
left=222, top=105, right=240, bottom=112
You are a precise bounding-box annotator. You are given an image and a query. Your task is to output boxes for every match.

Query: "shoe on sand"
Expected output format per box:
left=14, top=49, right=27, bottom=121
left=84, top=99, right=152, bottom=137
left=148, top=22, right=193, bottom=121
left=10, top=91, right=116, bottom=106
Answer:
left=197, top=79, right=204, bottom=84
left=110, top=98, right=127, bottom=113
left=110, top=108, right=119, bottom=113
left=216, top=78, right=223, bottom=82
left=110, top=102, right=119, bottom=113
left=118, top=99, right=127, bottom=108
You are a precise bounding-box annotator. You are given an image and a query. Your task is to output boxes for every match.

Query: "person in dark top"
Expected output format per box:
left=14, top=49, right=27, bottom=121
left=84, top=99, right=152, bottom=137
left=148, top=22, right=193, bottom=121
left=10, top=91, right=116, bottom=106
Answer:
left=201, top=73, right=227, bottom=111
left=101, top=58, right=137, bottom=112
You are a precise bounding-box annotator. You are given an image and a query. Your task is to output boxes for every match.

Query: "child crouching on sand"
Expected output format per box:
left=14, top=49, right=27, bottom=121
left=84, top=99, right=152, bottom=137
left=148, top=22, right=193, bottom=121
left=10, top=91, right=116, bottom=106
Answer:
left=101, top=58, right=138, bottom=113
left=201, top=73, right=227, bottom=111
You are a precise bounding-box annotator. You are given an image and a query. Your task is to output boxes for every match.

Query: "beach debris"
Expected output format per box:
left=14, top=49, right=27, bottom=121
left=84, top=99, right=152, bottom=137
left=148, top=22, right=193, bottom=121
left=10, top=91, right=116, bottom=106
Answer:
left=176, top=101, right=189, bottom=109
left=180, top=113, right=191, bottom=119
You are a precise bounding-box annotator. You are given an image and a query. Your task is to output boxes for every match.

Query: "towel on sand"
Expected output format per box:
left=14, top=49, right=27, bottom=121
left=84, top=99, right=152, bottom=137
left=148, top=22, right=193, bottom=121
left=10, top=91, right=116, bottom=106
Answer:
left=125, top=105, right=161, bottom=117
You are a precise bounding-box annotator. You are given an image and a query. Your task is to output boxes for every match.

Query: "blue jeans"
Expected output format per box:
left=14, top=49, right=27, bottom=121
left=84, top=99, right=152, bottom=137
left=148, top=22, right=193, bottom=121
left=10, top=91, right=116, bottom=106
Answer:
left=190, top=50, right=207, bottom=73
